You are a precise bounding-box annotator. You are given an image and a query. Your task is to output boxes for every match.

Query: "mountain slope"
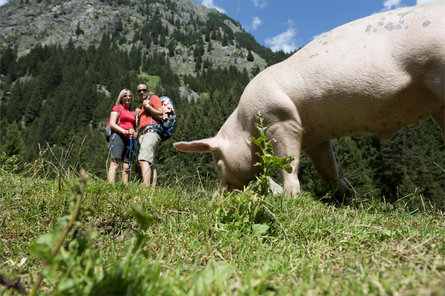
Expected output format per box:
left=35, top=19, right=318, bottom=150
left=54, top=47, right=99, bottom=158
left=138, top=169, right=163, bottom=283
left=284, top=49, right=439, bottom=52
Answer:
left=0, top=0, right=274, bottom=76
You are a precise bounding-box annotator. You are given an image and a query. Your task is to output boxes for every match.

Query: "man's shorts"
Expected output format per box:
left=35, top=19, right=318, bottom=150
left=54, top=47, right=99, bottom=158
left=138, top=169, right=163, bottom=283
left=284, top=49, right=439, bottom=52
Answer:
left=108, top=133, right=130, bottom=163
left=138, top=131, right=161, bottom=163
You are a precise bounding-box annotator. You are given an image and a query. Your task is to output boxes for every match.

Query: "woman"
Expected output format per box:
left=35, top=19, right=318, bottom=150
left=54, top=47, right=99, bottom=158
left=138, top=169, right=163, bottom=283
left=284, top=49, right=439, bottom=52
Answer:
left=107, top=89, right=137, bottom=183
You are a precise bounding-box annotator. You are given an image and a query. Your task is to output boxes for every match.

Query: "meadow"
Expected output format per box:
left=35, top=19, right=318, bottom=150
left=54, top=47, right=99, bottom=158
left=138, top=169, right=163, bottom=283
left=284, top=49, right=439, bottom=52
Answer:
left=1, top=155, right=444, bottom=295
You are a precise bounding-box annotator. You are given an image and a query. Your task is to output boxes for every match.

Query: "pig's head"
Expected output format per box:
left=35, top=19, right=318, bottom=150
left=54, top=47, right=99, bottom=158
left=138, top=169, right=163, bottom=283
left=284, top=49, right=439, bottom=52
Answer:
left=174, top=130, right=260, bottom=192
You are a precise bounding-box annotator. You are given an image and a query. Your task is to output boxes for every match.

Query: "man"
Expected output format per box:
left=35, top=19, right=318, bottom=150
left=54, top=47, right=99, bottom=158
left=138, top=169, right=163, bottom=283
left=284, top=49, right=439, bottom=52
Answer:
left=136, top=82, right=163, bottom=187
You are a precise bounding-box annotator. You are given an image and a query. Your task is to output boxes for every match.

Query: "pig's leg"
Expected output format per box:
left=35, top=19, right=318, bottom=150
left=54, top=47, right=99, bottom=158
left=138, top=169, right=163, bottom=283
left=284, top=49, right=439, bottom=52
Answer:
left=431, top=112, right=444, bottom=138
left=426, top=66, right=444, bottom=137
left=268, top=121, right=303, bottom=196
left=305, top=141, right=352, bottom=196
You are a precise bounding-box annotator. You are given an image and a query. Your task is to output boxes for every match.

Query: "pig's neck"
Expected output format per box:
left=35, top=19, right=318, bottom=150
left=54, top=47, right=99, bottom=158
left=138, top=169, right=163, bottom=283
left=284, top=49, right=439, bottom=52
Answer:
left=218, top=109, right=252, bottom=150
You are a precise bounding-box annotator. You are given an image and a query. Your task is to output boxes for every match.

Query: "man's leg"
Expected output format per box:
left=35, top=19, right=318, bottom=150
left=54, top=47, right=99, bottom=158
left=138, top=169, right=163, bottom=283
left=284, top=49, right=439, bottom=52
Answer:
left=151, top=163, right=157, bottom=186
left=138, top=132, right=160, bottom=187
left=139, top=160, right=152, bottom=187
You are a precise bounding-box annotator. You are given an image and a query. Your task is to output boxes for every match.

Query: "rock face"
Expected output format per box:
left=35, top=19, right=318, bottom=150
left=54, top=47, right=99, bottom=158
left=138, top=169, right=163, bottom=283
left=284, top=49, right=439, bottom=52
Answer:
left=1, top=0, right=124, bottom=54
left=0, top=0, right=268, bottom=76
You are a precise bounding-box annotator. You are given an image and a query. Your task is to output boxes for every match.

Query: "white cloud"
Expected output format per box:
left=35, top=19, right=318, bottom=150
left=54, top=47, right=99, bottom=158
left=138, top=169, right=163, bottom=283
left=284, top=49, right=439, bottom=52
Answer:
left=0, top=0, right=9, bottom=6
left=265, top=22, right=298, bottom=53
left=382, top=0, right=402, bottom=10
left=382, top=0, right=443, bottom=11
left=416, top=0, right=444, bottom=4
left=202, top=0, right=225, bottom=13
left=244, top=16, right=262, bottom=32
left=251, top=16, right=262, bottom=30
left=253, top=0, right=267, bottom=8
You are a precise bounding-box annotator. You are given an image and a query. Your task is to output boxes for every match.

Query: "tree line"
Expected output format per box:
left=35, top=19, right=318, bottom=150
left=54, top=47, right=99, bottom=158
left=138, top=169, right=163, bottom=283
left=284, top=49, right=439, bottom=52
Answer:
left=1, top=34, right=443, bottom=210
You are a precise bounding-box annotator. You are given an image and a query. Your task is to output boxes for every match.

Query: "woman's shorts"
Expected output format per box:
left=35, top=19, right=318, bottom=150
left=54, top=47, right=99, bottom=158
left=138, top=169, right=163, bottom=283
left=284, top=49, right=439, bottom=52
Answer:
left=108, top=133, right=130, bottom=163
left=138, top=131, right=161, bottom=164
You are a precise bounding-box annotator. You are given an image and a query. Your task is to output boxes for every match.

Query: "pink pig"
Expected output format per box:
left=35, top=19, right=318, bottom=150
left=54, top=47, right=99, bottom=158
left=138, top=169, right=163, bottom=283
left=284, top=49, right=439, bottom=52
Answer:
left=174, top=3, right=445, bottom=196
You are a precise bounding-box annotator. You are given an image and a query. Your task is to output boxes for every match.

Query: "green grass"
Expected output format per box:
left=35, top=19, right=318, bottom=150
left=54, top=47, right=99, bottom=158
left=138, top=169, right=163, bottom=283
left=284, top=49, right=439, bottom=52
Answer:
left=1, top=170, right=444, bottom=295
left=137, top=73, right=160, bottom=90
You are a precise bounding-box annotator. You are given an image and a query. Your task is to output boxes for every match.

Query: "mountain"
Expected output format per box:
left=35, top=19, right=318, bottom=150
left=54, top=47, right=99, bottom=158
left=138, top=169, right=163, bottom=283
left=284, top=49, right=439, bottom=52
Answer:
left=0, top=0, right=284, bottom=77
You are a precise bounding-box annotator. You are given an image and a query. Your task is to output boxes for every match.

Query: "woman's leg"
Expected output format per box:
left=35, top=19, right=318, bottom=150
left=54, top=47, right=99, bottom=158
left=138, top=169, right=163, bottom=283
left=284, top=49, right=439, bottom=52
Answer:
left=122, top=161, right=130, bottom=183
left=109, top=134, right=128, bottom=183
left=108, top=158, right=121, bottom=183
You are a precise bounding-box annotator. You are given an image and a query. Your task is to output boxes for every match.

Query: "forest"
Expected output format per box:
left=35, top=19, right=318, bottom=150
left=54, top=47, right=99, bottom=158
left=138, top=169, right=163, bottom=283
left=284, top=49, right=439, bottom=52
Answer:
left=0, top=27, right=444, bottom=209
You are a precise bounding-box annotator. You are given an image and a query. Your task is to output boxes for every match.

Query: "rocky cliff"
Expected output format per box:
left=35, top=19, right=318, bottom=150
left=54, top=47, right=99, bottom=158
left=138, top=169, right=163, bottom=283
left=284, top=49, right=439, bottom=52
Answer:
left=0, top=0, right=268, bottom=76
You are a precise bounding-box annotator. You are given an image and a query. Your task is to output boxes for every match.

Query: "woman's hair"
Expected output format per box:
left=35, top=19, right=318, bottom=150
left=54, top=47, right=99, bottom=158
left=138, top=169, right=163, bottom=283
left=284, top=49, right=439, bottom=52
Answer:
left=115, top=89, right=133, bottom=105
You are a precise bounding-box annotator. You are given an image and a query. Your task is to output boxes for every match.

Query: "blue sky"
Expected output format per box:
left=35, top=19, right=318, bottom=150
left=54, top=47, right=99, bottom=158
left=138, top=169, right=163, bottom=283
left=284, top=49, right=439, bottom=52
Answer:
left=194, top=0, right=444, bottom=52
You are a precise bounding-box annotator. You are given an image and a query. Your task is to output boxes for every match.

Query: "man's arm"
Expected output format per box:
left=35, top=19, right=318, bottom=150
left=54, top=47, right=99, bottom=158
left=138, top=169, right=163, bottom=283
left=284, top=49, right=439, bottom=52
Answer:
left=144, top=97, right=163, bottom=121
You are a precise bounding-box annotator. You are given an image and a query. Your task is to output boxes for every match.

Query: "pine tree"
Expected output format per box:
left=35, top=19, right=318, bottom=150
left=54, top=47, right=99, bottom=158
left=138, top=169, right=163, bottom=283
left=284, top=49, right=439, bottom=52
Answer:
left=2, top=122, right=25, bottom=156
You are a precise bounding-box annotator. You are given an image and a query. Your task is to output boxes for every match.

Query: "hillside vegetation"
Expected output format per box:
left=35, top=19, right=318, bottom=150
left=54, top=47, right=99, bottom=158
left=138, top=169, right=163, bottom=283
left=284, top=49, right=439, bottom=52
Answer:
left=0, top=159, right=444, bottom=294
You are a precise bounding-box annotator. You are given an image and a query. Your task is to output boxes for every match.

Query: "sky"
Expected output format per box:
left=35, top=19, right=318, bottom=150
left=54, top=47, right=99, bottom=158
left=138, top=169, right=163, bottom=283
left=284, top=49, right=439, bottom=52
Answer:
left=193, top=0, right=444, bottom=52
left=0, top=0, right=443, bottom=52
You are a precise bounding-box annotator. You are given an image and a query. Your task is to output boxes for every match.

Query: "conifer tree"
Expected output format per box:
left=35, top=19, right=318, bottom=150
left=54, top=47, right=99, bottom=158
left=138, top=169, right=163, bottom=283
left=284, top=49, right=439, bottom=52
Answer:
left=2, top=122, right=25, bottom=156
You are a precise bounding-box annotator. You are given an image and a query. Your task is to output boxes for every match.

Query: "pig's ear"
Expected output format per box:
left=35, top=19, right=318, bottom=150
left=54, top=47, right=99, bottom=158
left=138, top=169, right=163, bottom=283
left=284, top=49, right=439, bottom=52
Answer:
left=174, top=138, right=220, bottom=152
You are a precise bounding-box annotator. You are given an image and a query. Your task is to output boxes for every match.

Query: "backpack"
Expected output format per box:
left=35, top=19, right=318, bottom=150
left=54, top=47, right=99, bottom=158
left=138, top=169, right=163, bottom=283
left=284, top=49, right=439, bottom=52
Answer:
left=158, top=96, right=176, bottom=141
left=105, top=107, right=122, bottom=142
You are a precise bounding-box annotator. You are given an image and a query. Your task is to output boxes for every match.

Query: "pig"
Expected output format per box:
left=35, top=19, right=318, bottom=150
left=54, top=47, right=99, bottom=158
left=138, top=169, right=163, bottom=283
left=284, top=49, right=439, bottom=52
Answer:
left=174, top=3, right=445, bottom=197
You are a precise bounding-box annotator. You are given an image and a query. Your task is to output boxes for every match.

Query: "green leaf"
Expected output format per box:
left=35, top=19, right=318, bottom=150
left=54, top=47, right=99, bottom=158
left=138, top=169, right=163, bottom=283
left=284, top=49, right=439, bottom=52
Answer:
left=30, top=230, right=61, bottom=263
left=57, top=278, right=77, bottom=293
left=57, top=215, right=70, bottom=228
left=284, top=164, right=293, bottom=173
left=252, top=224, right=269, bottom=236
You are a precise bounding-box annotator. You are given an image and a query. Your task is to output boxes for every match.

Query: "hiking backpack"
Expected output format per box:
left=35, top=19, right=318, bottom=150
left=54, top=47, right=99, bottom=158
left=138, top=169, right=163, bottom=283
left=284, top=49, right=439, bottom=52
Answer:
left=158, top=96, right=176, bottom=141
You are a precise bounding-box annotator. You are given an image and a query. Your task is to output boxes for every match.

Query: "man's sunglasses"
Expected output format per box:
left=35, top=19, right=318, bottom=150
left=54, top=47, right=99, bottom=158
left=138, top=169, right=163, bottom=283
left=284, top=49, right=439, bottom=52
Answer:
left=137, top=89, right=148, bottom=93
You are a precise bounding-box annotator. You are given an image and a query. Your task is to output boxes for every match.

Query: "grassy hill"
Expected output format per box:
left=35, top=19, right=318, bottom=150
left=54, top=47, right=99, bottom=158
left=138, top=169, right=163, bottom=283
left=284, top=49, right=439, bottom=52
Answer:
left=1, top=163, right=444, bottom=295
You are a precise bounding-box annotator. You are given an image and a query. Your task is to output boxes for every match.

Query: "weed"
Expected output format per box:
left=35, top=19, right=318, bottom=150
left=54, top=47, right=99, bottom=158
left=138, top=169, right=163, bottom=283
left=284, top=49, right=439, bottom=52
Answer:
left=249, top=114, right=294, bottom=196
left=29, top=170, right=88, bottom=295
left=213, top=114, right=294, bottom=237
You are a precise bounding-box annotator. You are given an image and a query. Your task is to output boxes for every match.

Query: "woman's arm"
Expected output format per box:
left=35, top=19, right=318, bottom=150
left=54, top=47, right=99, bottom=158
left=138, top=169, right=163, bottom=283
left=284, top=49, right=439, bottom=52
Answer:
left=109, top=111, right=130, bottom=136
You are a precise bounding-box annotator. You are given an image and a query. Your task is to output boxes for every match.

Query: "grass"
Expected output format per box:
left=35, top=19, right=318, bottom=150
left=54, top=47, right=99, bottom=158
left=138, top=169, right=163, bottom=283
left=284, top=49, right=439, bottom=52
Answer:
left=1, top=167, right=444, bottom=295
left=137, top=73, right=160, bottom=90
